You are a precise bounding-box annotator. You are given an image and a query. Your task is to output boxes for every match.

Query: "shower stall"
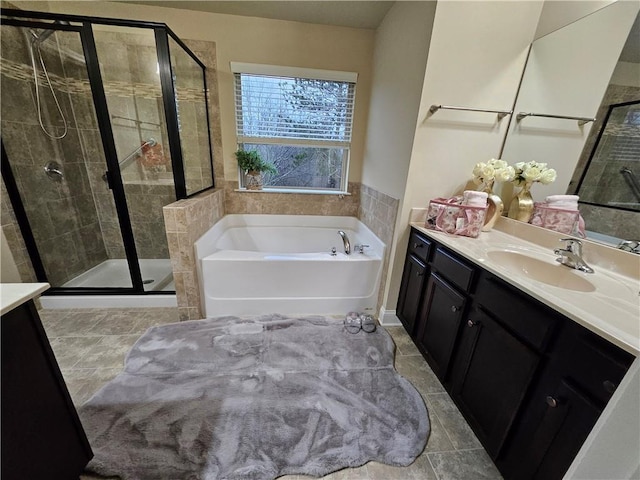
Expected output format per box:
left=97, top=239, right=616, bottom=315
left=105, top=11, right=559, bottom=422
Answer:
left=0, top=9, right=214, bottom=303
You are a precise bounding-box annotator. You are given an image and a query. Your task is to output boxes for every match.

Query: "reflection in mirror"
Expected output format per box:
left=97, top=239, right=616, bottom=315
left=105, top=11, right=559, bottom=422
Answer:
left=499, top=1, right=639, bottom=247
left=569, top=12, right=640, bottom=245
left=576, top=101, right=640, bottom=211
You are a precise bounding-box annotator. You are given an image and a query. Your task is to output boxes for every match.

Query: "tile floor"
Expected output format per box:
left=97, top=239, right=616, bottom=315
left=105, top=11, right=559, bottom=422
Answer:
left=38, top=308, right=502, bottom=480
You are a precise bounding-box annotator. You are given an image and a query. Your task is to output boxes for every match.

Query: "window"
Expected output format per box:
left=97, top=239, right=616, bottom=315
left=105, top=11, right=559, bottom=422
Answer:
left=232, top=63, right=357, bottom=192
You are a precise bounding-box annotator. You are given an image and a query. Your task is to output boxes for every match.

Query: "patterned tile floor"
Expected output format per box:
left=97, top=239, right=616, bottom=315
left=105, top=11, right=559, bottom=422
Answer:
left=38, top=308, right=501, bottom=480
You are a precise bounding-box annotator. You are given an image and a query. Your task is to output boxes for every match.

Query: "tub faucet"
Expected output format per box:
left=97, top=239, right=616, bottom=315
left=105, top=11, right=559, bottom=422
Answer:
left=338, top=230, right=351, bottom=255
left=354, top=244, right=370, bottom=254
left=554, top=238, right=594, bottom=273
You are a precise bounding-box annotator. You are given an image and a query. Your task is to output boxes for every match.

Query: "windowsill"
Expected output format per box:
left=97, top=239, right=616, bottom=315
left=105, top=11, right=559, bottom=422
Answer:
left=234, top=188, right=351, bottom=196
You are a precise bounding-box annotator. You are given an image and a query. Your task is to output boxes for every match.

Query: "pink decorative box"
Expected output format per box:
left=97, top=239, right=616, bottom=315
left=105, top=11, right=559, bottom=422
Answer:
left=530, top=203, right=583, bottom=236
left=425, top=197, right=487, bottom=238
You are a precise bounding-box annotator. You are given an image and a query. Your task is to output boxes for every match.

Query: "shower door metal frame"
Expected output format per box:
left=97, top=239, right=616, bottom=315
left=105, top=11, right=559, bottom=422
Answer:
left=159, top=29, right=216, bottom=198
left=1, top=9, right=215, bottom=295
left=2, top=7, right=215, bottom=199
left=0, top=17, right=145, bottom=294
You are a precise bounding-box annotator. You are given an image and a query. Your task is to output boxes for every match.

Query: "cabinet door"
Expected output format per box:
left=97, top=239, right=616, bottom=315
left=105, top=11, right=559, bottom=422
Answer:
left=397, top=254, right=426, bottom=336
left=522, top=380, right=602, bottom=480
left=451, top=308, right=540, bottom=458
left=415, top=272, right=466, bottom=380
left=1, top=301, right=92, bottom=480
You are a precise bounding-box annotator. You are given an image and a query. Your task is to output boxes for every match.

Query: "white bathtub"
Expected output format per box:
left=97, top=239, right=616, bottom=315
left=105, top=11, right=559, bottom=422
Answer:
left=194, top=215, right=385, bottom=317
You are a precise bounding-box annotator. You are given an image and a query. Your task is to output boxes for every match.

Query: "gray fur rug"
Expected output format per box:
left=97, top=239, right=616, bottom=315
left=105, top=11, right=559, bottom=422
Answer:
left=78, top=314, right=429, bottom=480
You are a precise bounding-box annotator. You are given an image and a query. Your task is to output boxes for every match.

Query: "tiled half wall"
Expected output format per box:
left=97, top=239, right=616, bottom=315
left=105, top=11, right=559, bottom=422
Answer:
left=163, top=188, right=225, bottom=320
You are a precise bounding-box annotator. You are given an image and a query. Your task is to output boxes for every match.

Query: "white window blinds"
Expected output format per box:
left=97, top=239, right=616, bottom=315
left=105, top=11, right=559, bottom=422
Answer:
left=234, top=72, right=356, bottom=146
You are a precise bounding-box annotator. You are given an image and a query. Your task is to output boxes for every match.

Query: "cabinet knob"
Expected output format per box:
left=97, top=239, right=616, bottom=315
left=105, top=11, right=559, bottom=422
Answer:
left=451, top=305, right=459, bottom=312
left=417, top=272, right=425, bottom=277
left=467, top=319, right=477, bottom=327
left=545, top=396, right=558, bottom=408
left=603, top=380, right=617, bottom=394
left=414, top=243, right=424, bottom=249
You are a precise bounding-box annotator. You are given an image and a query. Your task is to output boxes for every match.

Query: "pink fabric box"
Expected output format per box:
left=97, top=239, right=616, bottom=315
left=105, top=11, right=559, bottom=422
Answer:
left=530, top=203, right=582, bottom=236
left=425, top=197, right=487, bottom=238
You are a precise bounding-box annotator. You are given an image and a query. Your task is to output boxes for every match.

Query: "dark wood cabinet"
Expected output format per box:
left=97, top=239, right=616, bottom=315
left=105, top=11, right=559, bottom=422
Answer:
left=498, top=318, right=634, bottom=480
left=397, top=231, right=431, bottom=336
left=510, top=379, right=602, bottom=480
left=450, top=307, right=540, bottom=458
left=399, top=226, right=634, bottom=480
left=415, top=272, right=466, bottom=380
left=1, top=300, right=93, bottom=480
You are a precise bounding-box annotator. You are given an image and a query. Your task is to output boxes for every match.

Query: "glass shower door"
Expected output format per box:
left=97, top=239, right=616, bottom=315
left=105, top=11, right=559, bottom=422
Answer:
left=92, top=25, right=176, bottom=292
left=0, top=22, right=133, bottom=289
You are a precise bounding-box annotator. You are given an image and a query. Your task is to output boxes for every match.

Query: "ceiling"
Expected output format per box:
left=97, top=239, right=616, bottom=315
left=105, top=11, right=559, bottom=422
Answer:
left=121, top=1, right=395, bottom=29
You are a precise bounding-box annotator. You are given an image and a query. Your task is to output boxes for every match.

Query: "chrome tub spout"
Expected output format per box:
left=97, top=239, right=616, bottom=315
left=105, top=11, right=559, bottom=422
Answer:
left=338, top=230, right=351, bottom=255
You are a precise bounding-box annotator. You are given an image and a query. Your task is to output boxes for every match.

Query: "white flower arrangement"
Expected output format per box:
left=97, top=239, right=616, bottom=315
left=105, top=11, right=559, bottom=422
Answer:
left=472, top=158, right=515, bottom=189
left=511, top=161, right=557, bottom=187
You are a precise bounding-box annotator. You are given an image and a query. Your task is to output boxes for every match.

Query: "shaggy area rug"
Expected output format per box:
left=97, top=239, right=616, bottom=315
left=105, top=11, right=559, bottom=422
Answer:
left=78, top=314, right=429, bottom=480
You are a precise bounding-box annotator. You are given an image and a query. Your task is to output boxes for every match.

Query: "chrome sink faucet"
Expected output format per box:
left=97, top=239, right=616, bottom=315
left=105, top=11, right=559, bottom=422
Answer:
left=338, top=230, right=351, bottom=255
left=554, top=238, right=594, bottom=273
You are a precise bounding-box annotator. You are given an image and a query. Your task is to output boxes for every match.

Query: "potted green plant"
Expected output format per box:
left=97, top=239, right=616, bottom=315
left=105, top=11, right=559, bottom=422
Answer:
left=235, top=149, right=277, bottom=190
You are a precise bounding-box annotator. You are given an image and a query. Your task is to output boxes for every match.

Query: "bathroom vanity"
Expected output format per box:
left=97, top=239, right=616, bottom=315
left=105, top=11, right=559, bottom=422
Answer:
left=397, top=219, right=638, bottom=480
left=1, top=283, right=93, bottom=480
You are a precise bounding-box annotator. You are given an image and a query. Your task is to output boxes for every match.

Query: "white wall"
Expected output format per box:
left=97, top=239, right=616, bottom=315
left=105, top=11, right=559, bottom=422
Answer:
left=360, top=1, right=436, bottom=200
left=534, top=0, right=617, bottom=39
left=383, top=0, right=543, bottom=313
left=500, top=0, right=639, bottom=203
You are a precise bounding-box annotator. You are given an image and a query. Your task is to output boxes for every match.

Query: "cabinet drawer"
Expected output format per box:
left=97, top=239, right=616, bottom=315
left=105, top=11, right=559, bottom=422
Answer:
left=475, top=271, right=557, bottom=350
left=431, top=247, right=475, bottom=292
left=408, top=230, right=431, bottom=264
left=556, top=322, right=634, bottom=404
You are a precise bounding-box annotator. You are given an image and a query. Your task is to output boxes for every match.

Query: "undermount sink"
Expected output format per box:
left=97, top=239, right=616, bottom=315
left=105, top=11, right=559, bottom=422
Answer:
left=487, top=250, right=596, bottom=292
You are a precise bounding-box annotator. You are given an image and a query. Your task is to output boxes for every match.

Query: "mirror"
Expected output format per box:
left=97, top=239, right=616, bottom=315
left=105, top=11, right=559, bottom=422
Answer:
left=570, top=13, right=640, bottom=245
left=500, top=1, right=639, bottom=246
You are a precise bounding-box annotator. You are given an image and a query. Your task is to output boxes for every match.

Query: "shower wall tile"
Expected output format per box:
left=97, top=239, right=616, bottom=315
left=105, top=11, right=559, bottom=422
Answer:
left=1, top=21, right=111, bottom=286
left=358, top=184, right=400, bottom=313
left=182, top=39, right=224, bottom=190
left=2, top=122, right=34, bottom=165
left=1, top=180, right=36, bottom=283
left=579, top=203, right=640, bottom=241
left=124, top=182, right=176, bottom=259
left=163, top=188, right=225, bottom=321
left=0, top=76, right=37, bottom=124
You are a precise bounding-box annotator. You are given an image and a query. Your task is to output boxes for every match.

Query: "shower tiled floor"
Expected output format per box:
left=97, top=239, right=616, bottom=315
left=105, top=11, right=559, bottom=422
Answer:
left=38, top=309, right=501, bottom=480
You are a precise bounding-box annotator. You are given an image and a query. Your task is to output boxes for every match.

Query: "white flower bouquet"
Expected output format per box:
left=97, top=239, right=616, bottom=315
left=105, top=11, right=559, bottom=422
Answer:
left=472, top=158, right=515, bottom=190
left=511, top=161, right=557, bottom=187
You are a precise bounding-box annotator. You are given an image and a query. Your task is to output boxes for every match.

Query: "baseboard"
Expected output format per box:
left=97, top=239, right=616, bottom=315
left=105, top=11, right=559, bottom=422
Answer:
left=40, top=294, right=177, bottom=309
left=379, top=307, right=402, bottom=326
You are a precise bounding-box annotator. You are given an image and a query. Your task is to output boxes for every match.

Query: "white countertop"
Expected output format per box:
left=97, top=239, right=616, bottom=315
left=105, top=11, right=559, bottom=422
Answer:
left=410, top=215, right=640, bottom=355
left=1, top=283, right=50, bottom=316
